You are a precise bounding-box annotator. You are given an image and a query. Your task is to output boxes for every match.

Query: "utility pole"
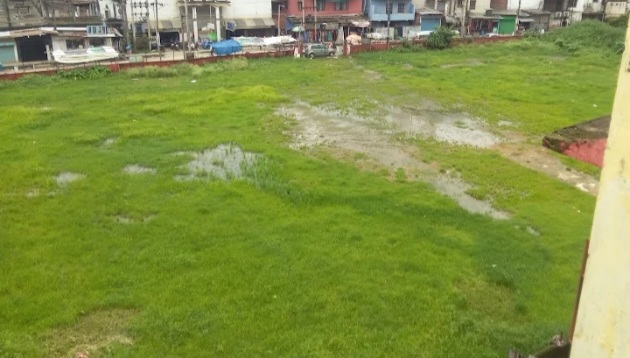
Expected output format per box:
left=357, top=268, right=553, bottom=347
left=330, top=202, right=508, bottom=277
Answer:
left=301, top=2, right=304, bottom=42
left=314, top=0, right=317, bottom=42
left=460, top=0, right=468, bottom=37
left=515, top=0, right=521, bottom=34
left=120, top=0, right=131, bottom=50
left=386, top=0, right=391, bottom=44
left=184, top=0, right=189, bottom=52
left=277, top=4, right=284, bottom=36
left=145, top=0, right=152, bottom=49
left=153, top=0, right=161, bottom=52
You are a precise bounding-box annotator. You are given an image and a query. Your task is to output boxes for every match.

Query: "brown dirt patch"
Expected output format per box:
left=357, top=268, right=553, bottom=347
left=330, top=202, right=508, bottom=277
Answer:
left=43, top=308, right=138, bottom=358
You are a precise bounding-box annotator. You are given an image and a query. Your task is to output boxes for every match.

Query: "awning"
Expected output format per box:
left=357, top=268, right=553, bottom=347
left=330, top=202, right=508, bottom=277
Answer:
left=518, top=18, right=535, bottom=23
left=149, top=19, right=183, bottom=31
left=230, top=18, right=276, bottom=30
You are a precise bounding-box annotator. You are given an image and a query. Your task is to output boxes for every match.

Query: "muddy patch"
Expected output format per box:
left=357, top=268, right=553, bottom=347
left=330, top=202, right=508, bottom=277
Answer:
left=55, top=172, right=85, bottom=187
left=433, top=174, right=510, bottom=220
left=441, top=59, right=485, bottom=68
left=384, top=107, right=501, bottom=148
left=526, top=225, right=541, bottom=237
left=114, top=214, right=155, bottom=224
left=496, top=142, right=599, bottom=196
left=364, top=69, right=383, bottom=81
left=43, top=308, right=137, bottom=358
left=280, top=102, right=510, bottom=219
left=101, top=138, right=117, bottom=147
left=174, top=144, right=260, bottom=181
left=123, top=164, right=156, bottom=175
left=26, top=188, right=40, bottom=198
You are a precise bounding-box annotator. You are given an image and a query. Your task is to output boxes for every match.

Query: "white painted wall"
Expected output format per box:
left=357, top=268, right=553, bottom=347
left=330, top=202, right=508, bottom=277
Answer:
left=506, top=0, right=543, bottom=10
left=126, top=0, right=181, bottom=28
left=570, top=21, right=630, bottom=358
left=223, top=0, right=271, bottom=19
left=606, top=1, right=628, bottom=17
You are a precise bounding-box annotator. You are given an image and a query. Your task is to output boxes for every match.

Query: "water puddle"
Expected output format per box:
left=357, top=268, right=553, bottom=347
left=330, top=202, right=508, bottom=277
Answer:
left=123, top=164, right=156, bottom=175
left=55, top=172, right=85, bottom=187
left=174, top=144, right=260, bottom=181
left=100, top=138, right=117, bottom=148
left=384, top=106, right=501, bottom=148
left=280, top=102, right=510, bottom=219
left=114, top=214, right=155, bottom=224
left=26, top=188, right=40, bottom=198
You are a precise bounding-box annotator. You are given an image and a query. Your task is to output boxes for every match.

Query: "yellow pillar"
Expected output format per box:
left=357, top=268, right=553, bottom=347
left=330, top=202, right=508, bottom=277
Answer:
left=570, top=21, right=630, bottom=358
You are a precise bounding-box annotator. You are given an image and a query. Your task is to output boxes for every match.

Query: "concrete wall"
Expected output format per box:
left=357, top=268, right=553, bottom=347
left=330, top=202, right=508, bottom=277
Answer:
left=570, top=21, right=630, bottom=358
left=606, top=1, right=628, bottom=17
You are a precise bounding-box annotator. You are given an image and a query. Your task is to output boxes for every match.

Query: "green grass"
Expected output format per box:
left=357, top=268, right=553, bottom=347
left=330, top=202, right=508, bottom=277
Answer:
left=0, top=39, right=618, bottom=357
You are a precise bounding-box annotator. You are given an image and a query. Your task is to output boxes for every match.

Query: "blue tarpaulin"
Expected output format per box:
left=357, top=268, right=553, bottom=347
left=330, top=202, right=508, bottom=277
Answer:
left=211, top=39, right=242, bottom=55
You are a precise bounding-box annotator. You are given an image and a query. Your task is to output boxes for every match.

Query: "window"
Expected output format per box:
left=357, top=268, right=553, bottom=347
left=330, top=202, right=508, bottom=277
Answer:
left=457, top=0, right=463, bottom=7
left=386, top=2, right=393, bottom=13
left=298, top=1, right=303, bottom=10
left=335, top=1, right=348, bottom=10
left=316, top=1, right=325, bottom=11
left=469, top=0, right=476, bottom=9
left=66, top=39, right=84, bottom=50
left=397, top=3, right=405, bottom=12
left=89, top=38, right=105, bottom=47
left=425, top=0, right=435, bottom=8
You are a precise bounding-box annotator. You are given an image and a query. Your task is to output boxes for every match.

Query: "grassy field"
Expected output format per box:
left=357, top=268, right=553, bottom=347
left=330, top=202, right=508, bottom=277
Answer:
left=0, top=38, right=619, bottom=357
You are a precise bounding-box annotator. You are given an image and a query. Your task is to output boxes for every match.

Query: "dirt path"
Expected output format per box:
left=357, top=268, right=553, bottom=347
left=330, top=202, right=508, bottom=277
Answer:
left=495, top=140, right=598, bottom=196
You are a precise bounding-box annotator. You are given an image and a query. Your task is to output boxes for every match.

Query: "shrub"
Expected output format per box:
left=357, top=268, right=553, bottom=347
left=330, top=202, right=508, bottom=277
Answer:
left=426, top=27, right=456, bottom=50
left=543, top=20, right=625, bottom=54
left=606, top=13, right=629, bottom=29
left=56, top=66, right=112, bottom=80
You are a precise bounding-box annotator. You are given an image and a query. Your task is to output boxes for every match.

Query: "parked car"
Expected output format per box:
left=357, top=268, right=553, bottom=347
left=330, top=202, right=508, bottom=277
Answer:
left=303, top=43, right=335, bottom=58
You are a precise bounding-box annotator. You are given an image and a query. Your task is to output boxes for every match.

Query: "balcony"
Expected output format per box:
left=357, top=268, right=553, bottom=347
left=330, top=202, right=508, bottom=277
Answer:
left=369, top=3, right=415, bottom=21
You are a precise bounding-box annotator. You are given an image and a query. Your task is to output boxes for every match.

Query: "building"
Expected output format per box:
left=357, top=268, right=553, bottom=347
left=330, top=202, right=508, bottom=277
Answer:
left=223, top=0, right=276, bottom=37
left=0, top=25, right=121, bottom=64
left=365, top=0, right=416, bottom=38
left=0, top=0, right=124, bottom=63
left=285, top=0, right=368, bottom=43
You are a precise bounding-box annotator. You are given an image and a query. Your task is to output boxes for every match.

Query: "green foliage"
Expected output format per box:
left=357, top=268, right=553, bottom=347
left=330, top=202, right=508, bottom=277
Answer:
left=124, top=58, right=249, bottom=78
left=0, top=46, right=609, bottom=357
left=56, top=65, right=112, bottom=80
left=426, top=27, right=456, bottom=50
left=544, top=20, right=625, bottom=53
left=391, top=38, right=425, bottom=53
left=606, top=12, right=629, bottom=28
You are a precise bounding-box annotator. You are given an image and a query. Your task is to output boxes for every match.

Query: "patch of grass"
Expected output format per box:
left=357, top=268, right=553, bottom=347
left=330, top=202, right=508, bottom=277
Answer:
left=354, top=40, right=618, bottom=134
left=0, top=42, right=609, bottom=357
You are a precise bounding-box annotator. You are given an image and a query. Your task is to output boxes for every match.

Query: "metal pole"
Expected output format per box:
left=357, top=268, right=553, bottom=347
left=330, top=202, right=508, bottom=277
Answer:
left=277, top=4, right=283, bottom=36
left=460, top=0, right=467, bottom=37
left=386, top=0, right=390, bottom=44
left=314, top=0, right=317, bottom=42
left=184, top=0, right=190, bottom=52
left=154, top=1, right=160, bottom=52
left=146, top=0, right=151, bottom=49
left=515, top=0, right=521, bottom=35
